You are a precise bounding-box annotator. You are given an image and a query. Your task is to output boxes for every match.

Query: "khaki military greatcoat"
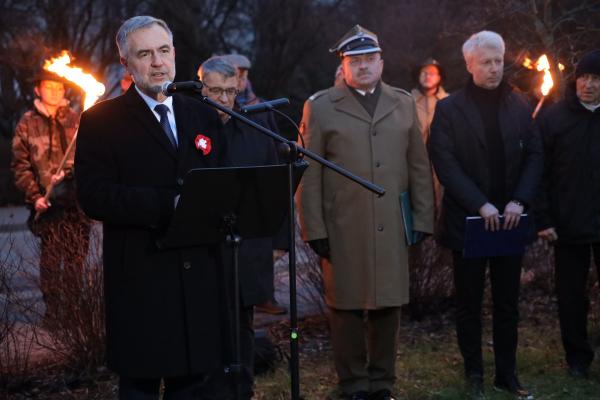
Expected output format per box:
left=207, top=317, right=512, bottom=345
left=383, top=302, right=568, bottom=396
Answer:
left=298, top=82, right=434, bottom=309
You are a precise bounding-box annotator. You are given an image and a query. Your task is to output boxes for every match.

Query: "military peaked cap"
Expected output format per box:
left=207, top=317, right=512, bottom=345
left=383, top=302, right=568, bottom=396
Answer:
left=329, top=24, right=382, bottom=57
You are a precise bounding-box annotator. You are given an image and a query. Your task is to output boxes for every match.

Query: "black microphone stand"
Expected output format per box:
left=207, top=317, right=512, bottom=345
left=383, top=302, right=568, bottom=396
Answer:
left=182, top=88, right=385, bottom=400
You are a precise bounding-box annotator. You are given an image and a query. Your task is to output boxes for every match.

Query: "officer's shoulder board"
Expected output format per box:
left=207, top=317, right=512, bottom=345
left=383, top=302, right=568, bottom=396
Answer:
left=308, top=89, right=328, bottom=102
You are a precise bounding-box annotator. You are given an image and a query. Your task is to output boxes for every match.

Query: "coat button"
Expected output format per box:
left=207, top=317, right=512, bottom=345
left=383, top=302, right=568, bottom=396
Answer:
left=377, top=225, right=384, bottom=232
left=177, top=178, right=184, bottom=186
left=375, top=161, right=381, bottom=168
left=183, top=261, right=191, bottom=270
left=372, top=131, right=377, bottom=136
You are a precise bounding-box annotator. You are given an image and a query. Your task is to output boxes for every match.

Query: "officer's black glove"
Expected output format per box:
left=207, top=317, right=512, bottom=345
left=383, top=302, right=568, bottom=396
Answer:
left=308, top=238, right=330, bottom=259
left=412, top=231, right=428, bottom=245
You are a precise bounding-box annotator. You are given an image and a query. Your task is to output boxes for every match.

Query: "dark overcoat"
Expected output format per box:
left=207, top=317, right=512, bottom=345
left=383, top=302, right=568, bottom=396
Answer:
left=429, top=81, right=543, bottom=251
left=221, top=114, right=283, bottom=306
left=536, top=84, right=600, bottom=244
left=75, top=86, right=227, bottom=378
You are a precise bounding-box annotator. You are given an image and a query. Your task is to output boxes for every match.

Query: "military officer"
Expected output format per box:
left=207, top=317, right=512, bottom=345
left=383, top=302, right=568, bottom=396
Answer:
left=298, top=25, right=434, bottom=400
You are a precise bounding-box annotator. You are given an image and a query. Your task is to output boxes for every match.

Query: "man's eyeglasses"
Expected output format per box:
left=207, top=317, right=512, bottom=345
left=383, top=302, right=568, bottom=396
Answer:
left=205, top=85, right=239, bottom=97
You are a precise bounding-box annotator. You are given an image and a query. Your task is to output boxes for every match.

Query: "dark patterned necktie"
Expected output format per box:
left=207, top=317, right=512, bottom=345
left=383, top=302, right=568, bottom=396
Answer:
left=154, top=104, right=177, bottom=149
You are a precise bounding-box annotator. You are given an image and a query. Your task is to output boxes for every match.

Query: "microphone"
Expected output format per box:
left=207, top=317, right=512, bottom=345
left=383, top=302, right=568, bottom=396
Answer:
left=161, top=80, right=203, bottom=96
left=241, top=98, right=290, bottom=113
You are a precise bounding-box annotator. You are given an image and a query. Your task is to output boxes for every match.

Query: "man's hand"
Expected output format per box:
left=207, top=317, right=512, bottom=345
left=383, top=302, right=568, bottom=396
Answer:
left=50, top=170, right=65, bottom=185
left=479, top=202, right=500, bottom=231
left=308, top=238, right=330, bottom=259
left=273, top=249, right=286, bottom=262
left=538, top=227, right=558, bottom=242
left=34, top=197, right=51, bottom=213
left=503, top=200, right=524, bottom=230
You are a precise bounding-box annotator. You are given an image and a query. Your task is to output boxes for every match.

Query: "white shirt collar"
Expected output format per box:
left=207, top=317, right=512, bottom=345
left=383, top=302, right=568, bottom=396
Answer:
left=134, top=85, right=178, bottom=145
left=354, top=86, right=376, bottom=96
left=580, top=100, right=600, bottom=112
left=135, top=85, right=174, bottom=115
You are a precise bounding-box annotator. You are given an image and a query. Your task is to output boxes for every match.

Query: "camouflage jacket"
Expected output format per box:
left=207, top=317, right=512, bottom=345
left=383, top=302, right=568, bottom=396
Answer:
left=11, top=99, right=80, bottom=204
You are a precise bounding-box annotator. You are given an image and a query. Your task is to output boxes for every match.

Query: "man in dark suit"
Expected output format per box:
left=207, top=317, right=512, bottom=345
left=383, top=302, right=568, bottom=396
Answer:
left=429, top=31, right=542, bottom=400
left=75, top=16, right=227, bottom=399
left=197, top=56, right=284, bottom=399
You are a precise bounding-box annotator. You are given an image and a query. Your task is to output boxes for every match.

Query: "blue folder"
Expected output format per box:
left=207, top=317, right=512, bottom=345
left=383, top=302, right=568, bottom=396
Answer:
left=400, top=191, right=419, bottom=246
left=463, top=214, right=530, bottom=258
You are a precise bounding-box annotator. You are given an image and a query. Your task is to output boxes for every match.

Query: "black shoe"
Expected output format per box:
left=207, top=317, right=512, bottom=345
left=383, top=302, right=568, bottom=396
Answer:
left=568, top=364, right=589, bottom=379
left=341, top=391, right=370, bottom=400
left=493, top=376, right=533, bottom=399
left=466, top=375, right=485, bottom=400
left=369, top=389, right=396, bottom=400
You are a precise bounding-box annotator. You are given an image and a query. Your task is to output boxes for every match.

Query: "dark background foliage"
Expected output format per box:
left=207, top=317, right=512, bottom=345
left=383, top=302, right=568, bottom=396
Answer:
left=1, top=0, right=599, bottom=205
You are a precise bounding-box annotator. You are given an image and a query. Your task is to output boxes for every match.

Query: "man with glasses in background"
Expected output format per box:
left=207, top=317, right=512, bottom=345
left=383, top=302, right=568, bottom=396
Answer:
left=198, top=56, right=284, bottom=399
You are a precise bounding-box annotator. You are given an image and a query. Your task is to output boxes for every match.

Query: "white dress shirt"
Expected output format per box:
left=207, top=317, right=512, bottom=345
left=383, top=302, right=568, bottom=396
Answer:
left=135, top=85, right=179, bottom=146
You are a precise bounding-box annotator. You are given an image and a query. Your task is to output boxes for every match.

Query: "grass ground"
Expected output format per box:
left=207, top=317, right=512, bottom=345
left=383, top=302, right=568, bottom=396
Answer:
left=255, top=288, right=600, bottom=399
left=3, top=287, right=599, bottom=399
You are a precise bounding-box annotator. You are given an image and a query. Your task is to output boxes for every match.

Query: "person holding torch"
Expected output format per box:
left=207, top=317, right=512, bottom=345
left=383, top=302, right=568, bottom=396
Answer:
left=11, top=69, right=91, bottom=325
left=536, top=49, right=600, bottom=379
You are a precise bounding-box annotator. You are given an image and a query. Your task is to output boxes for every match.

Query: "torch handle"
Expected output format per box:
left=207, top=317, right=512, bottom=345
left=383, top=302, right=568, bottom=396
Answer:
left=34, top=128, right=79, bottom=221
left=532, top=96, right=546, bottom=119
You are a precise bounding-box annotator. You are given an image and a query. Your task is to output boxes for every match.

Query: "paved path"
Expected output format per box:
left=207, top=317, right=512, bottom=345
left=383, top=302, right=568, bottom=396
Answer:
left=0, top=206, right=323, bottom=329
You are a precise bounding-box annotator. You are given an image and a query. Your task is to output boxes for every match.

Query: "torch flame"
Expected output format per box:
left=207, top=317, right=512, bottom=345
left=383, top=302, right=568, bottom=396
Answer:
left=536, top=55, right=554, bottom=96
left=43, top=51, right=105, bottom=110
left=522, top=57, right=534, bottom=69
left=522, top=54, right=557, bottom=96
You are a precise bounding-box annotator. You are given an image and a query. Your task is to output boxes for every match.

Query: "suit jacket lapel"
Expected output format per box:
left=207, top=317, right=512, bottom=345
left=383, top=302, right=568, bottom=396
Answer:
left=331, top=84, right=372, bottom=124
left=125, top=86, right=177, bottom=159
left=372, top=83, right=401, bottom=126
left=455, top=89, right=487, bottom=148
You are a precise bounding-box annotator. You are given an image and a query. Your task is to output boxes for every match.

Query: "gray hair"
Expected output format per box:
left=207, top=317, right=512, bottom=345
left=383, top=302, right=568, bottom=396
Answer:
left=222, top=54, right=252, bottom=69
left=116, top=16, right=173, bottom=58
left=462, top=31, right=505, bottom=64
left=197, top=56, right=238, bottom=80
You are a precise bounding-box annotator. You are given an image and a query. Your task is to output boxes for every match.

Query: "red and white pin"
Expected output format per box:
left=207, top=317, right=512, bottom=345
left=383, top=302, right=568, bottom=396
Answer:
left=194, top=134, right=212, bottom=155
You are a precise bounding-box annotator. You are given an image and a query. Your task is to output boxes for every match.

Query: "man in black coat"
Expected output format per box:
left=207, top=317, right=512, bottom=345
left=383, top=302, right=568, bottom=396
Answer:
left=197, top=56, right=284, bottom=399
left=429, top=31, right=542, bottom=399
left=537, top=49, right=600, bottom=379
left=75, top=16, right=227, bottom=399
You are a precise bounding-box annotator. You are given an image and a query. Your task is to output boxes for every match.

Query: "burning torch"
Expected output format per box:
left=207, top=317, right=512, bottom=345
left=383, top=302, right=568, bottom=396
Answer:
left=34, top=51, right=105, bottom=220
left=523, top=54, right=564, bottom=119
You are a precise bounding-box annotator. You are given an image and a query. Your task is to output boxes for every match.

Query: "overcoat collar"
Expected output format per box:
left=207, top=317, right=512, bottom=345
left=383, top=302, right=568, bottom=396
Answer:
left=124, top=84, right=181, bottom=160
left=453, top=87, right=486, bottom=147
left=453, top=79, right=517, bottom=148
left=329, top=81, right=401, bottom=125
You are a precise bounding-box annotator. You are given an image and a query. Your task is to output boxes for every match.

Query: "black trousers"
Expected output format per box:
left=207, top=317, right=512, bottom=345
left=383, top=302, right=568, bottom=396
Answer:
left=119, top=375, right=211, bottom=400
left=452, top=252, right=522, bottom=380
left=554, top=242, right=600, bottom=369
